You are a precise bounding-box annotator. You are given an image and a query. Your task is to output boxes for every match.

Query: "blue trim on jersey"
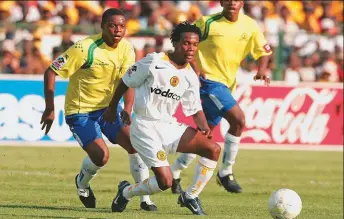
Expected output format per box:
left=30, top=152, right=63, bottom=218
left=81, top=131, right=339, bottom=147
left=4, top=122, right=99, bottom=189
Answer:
left=200, top=77, right=237, bottom=126
left=65, top=105, right=123, bottom=149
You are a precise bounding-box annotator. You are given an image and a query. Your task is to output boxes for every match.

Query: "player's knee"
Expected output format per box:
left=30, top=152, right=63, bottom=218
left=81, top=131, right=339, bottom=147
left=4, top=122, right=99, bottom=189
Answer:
left=126, top=146, right=136, bottom=154
left=92, top=148, right=110, bottom=167
left=213, top=143, right=221, bottom=160
left=102, top=149, right=110, bottom=165
left=156, top=175, right=173, bottom=191
left=201, top=142, right=221, bottom=161
left=208, top=142, right=221, bottom=161
left=232, top=113, right=245, bottom=132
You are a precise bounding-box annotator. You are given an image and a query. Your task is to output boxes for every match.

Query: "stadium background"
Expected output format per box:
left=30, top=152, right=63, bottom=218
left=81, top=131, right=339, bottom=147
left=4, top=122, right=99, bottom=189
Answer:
left=0, top=0, right=343, bottom=148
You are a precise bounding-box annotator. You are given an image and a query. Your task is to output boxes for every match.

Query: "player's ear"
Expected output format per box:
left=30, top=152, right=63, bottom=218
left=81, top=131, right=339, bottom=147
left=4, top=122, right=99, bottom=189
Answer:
left=240, top=1, right=244, bottom=7
left=101, top=22, right=104, bottom=29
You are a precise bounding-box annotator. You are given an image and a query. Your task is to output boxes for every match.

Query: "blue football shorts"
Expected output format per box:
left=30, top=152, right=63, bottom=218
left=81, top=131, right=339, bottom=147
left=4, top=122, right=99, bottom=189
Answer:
left=200, top=77, right=237, bottom=126
left=65, top=105, right=123, bottom=149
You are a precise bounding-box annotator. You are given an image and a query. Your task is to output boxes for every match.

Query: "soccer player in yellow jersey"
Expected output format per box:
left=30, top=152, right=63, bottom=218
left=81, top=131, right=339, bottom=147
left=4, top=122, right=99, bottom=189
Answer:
left=40, top=8, right=157, bottom=211
left=171, top=0, right=272, bottom=194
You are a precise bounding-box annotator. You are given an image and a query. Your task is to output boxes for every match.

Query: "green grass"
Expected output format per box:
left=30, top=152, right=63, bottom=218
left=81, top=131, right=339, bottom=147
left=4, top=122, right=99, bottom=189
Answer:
left=0, top=146, right=342, bottom=219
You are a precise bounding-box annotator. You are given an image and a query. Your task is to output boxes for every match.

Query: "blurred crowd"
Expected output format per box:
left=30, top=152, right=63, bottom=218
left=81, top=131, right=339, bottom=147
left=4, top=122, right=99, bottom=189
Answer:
left=0, top=0, right=343, bottom=83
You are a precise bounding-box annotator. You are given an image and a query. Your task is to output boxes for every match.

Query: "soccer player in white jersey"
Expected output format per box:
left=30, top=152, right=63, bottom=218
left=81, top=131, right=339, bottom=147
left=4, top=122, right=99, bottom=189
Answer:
left=103, top=21, right=221, bottom=215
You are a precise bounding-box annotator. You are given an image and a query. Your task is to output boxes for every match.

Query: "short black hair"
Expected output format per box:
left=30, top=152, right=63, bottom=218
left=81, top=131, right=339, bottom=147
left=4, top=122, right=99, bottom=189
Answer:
left=101, top=8, right=125, bottom=24
left=170, top=21, right=202, bottom=43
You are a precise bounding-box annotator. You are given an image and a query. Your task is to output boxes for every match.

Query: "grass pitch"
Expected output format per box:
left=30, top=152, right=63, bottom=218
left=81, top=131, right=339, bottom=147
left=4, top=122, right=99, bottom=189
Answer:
left=0, top=146, right=342, bottom=219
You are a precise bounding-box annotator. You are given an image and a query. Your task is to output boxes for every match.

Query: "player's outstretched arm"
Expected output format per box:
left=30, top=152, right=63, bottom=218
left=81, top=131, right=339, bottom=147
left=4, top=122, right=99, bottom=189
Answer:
left=192, top=110, right=212, bottom=139
left=40, top=67, right=57, bottom=135
left=103, top=79, right=129, bottom=123
left=253, top=55, right=271, bottom=86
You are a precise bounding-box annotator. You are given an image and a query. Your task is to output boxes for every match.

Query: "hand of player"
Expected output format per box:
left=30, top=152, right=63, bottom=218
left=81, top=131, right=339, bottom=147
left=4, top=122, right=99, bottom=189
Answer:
left=253, top=73, right=270, bottom=86
left=198, top=127, right=213, bottom=139
left=40, top=108, right=54, bottom=135
left=120, top=110, right=131, bottom=126
left=103, top=107, right=117, bottom=123
left=199, top=71, right=207, bottom=80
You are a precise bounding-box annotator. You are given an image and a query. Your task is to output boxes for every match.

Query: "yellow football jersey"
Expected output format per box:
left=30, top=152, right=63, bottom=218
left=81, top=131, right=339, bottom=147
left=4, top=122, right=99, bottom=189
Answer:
left=195, top=12, right=272, bottom=91
left=50, top=33, right=135, bottom=116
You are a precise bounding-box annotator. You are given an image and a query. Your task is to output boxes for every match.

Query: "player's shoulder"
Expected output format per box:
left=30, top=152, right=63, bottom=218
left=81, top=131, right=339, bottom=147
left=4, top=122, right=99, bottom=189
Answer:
left=143, top=52, right=165, bottom=64
left=74, top=33, right=102, bottom=50
left=135, top=52, right=159, bottom=69
left=241, top=13, right=259, bottom=28
left=118, top=38, right=134, bottom=50
left=197, top=12, right=223, bottom=24
left=185, top=66, right=199, bottom=85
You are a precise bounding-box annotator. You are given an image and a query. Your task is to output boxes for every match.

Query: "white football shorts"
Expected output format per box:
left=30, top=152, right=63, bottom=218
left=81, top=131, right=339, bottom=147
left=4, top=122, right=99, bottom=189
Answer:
left=130, top=116, right=188, bottom=168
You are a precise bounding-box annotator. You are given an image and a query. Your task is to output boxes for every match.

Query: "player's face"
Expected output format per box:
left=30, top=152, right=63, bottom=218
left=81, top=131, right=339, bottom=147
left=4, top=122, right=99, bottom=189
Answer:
left=221, top=0, right=243, bottom=17
left=102, top=15, right=126, bottom=44
left=175, top=32, right=199, bottom=63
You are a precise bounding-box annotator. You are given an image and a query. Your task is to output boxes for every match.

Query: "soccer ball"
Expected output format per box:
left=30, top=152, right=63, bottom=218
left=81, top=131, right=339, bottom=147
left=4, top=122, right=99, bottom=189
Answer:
left=268, top=188, right=302, bottom=219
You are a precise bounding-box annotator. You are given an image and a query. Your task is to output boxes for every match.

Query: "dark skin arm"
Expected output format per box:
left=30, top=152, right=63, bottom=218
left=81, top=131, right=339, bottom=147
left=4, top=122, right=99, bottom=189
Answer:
left=40, top=67, right=57, bottom=134
left=121, top=87, right=134, bottom=125
left=103, top=79, right=129, bottom=124
left=253, top=54, right=271, bottom=85
left=192, top=110, right=212, bottom=139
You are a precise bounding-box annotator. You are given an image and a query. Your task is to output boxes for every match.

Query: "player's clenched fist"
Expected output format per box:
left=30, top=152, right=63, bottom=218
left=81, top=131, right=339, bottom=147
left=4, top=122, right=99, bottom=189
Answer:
left=40, top=108, right=54, bottom=135
left=198, top=127, right=213, bottom=139
left=253, top=73, right=270, bottom=86
left=120, top=110, right=131, bottom=126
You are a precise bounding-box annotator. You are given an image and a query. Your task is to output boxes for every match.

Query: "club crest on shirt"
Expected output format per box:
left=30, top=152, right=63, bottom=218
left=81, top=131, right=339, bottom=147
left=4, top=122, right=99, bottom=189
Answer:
left=170, top=76, right=179, bottom=87
left=157, top=150, right=166, bottom=161
left=51, top=54, right=69, bottom=70
left=239, top=33, right=248, bottom=41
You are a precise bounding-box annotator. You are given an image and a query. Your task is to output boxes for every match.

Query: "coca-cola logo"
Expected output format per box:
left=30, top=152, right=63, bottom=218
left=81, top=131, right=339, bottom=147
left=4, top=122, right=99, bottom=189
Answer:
left=220, top=86, right=338, bottom=144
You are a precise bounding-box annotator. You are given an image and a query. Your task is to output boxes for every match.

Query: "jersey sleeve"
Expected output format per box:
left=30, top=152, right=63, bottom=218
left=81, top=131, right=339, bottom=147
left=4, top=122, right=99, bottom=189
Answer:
left=249, top=21, right=273, bottom=60
left=50, top=41, right=87, bottom=78
left=119, top=43, right=136, bottom=78
left=181, top=72, right=203, bottom=117
left=122, top=54, right=153, bottom=88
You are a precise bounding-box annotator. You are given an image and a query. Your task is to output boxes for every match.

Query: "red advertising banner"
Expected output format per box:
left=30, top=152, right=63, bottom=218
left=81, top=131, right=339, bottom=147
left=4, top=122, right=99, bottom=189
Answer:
left=174, top=83, right=343, bottom=146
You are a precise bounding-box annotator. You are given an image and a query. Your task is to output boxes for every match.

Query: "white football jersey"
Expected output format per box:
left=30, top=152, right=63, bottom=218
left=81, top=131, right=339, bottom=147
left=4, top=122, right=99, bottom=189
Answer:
left=122, top=52, right=202, bottom=121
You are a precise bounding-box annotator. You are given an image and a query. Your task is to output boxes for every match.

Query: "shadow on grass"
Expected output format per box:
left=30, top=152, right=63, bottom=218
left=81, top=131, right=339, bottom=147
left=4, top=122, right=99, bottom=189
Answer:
left=0, top=204, right=194, bottom=217
left=0, top=213, right=88, bottom=219
left=0, top=204, right=110, bottom=212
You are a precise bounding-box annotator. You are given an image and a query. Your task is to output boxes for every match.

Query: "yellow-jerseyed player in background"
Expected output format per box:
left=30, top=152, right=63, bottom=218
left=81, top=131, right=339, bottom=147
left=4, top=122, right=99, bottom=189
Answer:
left=40, top=8, right=157, bottom=211
left=171, top=0, right=272, bottom=194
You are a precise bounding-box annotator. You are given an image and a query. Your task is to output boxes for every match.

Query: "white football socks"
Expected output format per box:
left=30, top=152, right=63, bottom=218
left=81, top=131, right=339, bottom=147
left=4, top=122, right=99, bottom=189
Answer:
left=128, top=153, right=152, bottom=203
left=123, top=176, right=163, bottom=200
left=185, top=157, right=217, bottom=199
left=77, top=156, right=101, bottom=189
left=171, top=153, right=197, bottom=179
left=219, top=133, right=241, bottom=177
